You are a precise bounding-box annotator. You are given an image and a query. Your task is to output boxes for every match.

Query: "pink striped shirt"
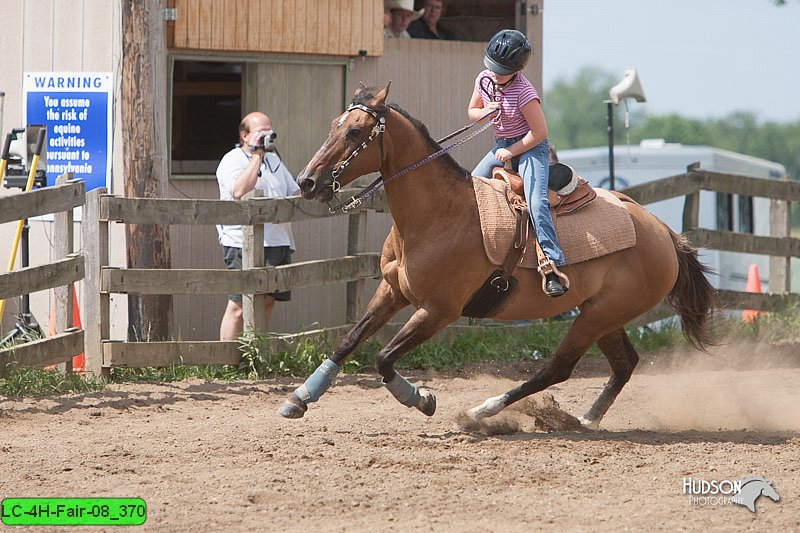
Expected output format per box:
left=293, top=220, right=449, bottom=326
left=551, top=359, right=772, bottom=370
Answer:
left=474, top=70, right=540, bottom=139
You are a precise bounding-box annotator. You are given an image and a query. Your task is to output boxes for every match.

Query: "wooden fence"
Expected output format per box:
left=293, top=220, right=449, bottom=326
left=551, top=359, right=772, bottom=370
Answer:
left=81, top=186, right=389, bottom=376
left=0, top=176, right=85, bottom=377
left=624, top=163, right=800, bottom=325
left=2, top=165, right=798, bottom=377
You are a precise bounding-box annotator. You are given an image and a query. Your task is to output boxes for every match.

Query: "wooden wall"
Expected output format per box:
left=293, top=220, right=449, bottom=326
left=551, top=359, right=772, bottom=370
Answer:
left=169, top=0, right=384, bottom=57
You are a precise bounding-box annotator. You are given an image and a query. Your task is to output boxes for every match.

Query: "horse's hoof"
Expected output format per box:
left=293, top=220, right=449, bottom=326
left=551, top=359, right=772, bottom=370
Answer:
left=277, top=395, right=308, bottom=419
left=416, top=389, right=437, bottom=417
left=466, top=394, right=507, bottom=421
left=577, top=416, right=600, bottom=430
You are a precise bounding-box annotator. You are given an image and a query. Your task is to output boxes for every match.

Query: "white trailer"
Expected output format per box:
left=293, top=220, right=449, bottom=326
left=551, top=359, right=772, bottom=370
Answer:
left=559, top=140, right=788, bottom=292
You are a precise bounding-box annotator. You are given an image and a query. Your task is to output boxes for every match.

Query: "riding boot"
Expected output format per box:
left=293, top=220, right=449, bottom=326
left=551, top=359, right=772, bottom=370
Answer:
left=545, top=272, right=567, bottom=298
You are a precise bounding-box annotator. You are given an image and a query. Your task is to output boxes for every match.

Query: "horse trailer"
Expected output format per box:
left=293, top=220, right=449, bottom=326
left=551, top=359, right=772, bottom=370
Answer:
left=559, top=141, right=788, bottom=292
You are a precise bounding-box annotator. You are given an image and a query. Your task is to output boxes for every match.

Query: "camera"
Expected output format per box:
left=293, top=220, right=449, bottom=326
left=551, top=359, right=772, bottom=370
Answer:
left=255, top=129, right=277, bottom=151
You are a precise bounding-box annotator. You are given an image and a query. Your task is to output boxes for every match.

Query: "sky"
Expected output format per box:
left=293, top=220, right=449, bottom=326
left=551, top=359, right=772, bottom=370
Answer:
left=542, top=0, right=800, bottom=122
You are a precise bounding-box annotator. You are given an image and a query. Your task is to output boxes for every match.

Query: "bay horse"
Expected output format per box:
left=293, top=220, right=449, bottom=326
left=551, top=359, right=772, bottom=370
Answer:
left=278, top=82, right=714, bottom=429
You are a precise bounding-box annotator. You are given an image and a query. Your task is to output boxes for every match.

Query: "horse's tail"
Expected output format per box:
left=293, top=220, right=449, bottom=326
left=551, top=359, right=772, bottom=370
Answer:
left=667, top=230, right=716, bottom=351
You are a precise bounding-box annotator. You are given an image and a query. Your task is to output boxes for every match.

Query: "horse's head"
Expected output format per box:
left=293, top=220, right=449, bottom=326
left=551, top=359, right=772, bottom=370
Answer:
left=298, top=82, right=391, bottom=202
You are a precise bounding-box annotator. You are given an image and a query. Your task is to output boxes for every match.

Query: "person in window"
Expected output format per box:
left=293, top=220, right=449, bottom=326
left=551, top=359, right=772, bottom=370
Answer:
left=408, top=0, right=457, bottom=40
left=468, top=30, right=568, bottom=297
left=384, top=0, right=423, bottom=39
left=216, top=112, right=300, bottom=340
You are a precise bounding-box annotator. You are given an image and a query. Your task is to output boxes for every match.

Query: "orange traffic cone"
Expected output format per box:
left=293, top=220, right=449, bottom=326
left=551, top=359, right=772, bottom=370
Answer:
left=742, top=264, right=764, bottom=323
left=48, top=286, right=85, bottom=372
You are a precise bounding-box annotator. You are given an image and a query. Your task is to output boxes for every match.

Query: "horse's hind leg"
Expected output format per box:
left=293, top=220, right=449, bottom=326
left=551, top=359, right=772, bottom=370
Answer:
left=466, top=319, right=597, bottom=421
left=578, top=328, right=639, bottom=429
left=278, top=280, right=409, bottom=419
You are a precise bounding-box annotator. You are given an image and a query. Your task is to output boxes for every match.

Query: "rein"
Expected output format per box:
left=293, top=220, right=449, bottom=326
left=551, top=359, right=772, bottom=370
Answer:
left=327, top=105, right=499, bottom=213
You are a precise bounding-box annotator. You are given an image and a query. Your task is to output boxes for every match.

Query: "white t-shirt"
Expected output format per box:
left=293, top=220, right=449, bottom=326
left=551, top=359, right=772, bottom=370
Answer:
left=216, top=146, right=301, bottom=249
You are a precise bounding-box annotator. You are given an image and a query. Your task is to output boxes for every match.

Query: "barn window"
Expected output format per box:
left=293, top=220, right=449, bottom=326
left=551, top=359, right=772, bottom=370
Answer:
left=170, top=60, right=242, bottom=175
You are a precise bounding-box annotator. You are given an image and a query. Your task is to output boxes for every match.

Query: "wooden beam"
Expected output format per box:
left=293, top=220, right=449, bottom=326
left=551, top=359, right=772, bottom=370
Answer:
left=0, top=255, right=84, bottom=300
left=0, top=329, right=84, bottom=376
left=0, top=182, right=84, bottom=224
left=102, top=340, right=241, bottom=367
left=690, top=170, right=800, bottom=202
left=82, top=189, right=110, bottom=376
left=769, top=195, right=792, bottom=294
left=716, top=289, right=800, bottom=311
left=684, top=229, right=800, bottom=258
left=99, top=188, right=386, bottom=225
left=620, top=173, right=700, bottom=205
left=102, top=254, right=382, bottom=294
left=242, top=190, right=266, bottom=333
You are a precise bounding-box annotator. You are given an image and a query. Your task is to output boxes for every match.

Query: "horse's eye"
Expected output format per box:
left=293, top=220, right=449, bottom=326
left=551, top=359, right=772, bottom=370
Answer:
left=346, top=127, right=362, bottom=141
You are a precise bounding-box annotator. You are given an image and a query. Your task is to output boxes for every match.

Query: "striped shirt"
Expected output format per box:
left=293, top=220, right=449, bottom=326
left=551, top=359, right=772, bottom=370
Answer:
left=474, top=70, right=540, bottom=139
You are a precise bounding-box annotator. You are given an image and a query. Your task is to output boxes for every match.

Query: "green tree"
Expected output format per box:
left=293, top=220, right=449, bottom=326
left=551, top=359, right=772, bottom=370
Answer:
left=634, top=114, right=709, bottom=146
left=543, top=67, right=617, bottom=151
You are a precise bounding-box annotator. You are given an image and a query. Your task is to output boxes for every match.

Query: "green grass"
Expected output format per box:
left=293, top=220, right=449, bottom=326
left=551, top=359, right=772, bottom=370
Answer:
left=0, top=366, right=105, bottom=397
left=2, top=304, right=797, bottom=396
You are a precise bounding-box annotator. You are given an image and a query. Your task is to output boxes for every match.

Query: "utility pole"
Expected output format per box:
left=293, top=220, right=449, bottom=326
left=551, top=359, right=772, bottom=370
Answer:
left=121, top=0, right=173, bottom=341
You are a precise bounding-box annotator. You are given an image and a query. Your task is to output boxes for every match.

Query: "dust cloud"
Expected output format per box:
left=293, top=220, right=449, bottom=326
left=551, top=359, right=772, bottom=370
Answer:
left=629, top=342, right=800, bottom=432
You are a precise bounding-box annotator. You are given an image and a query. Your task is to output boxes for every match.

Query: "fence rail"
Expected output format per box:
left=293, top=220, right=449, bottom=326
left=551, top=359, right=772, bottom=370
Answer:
left=2, top=166, right=797, bottom=377
left=0, top=178, right=84, bottom=377
left=83, top=187, right=388, bottom=372
left=623, top=164, right=798, bottom=312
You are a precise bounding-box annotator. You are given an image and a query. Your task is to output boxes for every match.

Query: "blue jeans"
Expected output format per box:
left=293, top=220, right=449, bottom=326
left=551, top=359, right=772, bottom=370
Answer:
left=473, top=137, right=566, bottom=266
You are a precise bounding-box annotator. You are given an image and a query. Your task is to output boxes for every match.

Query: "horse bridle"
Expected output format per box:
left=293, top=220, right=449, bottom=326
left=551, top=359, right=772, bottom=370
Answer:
left=326, top=102, right=499, bottom=214
left=329, top=103, right=386, bottom=192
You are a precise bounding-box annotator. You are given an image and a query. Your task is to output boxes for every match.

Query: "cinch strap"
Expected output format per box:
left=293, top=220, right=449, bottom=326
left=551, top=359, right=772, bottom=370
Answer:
left=382, top=372, right=420, bottom=407
left=295, top=359, right=340, bottom=403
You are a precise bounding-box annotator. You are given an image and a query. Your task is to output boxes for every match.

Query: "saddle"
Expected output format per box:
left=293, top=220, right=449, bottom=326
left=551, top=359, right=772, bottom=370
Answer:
left=491, top=162, right=597, bottom=216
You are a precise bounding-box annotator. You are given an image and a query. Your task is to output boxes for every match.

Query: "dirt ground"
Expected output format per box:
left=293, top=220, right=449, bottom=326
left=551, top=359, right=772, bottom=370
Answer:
left=1, top=342, right=799, bottom=532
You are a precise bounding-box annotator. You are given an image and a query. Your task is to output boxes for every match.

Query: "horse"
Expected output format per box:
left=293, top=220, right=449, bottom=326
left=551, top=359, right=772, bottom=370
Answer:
left=731, top=477, right=781, bottom=512
left=277, top=82, right=715, bottom=429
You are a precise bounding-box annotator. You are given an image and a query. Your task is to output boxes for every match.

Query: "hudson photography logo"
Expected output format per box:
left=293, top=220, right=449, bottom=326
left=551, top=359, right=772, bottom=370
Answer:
left=683, top=476, right=781, bottom=512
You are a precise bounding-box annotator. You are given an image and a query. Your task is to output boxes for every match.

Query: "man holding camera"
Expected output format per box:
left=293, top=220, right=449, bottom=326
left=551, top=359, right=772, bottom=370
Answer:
left=216, top=112, right=300, bottom=340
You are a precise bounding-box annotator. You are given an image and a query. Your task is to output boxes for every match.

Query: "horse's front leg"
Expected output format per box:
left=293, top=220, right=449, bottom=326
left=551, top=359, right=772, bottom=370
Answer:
left=278, top=280, right=408, bottom=419
left=377, top=307, right=456, bottom=416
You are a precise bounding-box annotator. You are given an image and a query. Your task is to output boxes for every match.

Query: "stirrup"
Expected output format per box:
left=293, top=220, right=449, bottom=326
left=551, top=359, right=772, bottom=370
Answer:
left=537, top=259, right=570, bottom=295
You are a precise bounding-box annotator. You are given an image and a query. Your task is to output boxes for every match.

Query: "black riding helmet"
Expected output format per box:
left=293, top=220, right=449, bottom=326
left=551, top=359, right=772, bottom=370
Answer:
left=484, top=29, right=531, bottom=75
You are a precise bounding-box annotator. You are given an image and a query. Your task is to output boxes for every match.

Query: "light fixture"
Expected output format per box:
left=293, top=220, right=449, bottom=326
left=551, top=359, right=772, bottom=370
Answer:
left=605, top=68, right=646, bottom=190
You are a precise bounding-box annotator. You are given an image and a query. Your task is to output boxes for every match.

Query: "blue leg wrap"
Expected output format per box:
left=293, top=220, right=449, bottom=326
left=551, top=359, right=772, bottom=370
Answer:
left=295, top=359, right=340, bottom=404
left=383, top=372, right=420, bottom=407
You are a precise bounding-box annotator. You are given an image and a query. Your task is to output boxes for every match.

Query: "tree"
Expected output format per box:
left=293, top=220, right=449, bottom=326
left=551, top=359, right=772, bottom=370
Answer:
left=543, top=67, right=618, bottom=151
left=121, top=0, right=173, bottom=341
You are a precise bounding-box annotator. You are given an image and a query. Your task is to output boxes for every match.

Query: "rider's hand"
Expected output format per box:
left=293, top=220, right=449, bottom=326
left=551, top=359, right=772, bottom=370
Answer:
left=495, top=148, right=513, bottom=163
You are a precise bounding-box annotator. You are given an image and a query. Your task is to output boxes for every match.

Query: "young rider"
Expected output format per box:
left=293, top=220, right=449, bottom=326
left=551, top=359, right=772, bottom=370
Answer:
left=468, top=29, right=567, bottom=297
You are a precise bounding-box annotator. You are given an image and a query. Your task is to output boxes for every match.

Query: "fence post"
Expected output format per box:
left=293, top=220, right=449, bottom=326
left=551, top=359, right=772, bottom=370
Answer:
left=242, top=190, right=266, bottom=333
left=83, top=188, right=110, bottom=377
left=769, top=176, right=791, bottom=294
left=682, top=163, right=701, bottom=232
left=53, top=173, right=76, bottom=371
left=346, top=210, right=368, bottom=322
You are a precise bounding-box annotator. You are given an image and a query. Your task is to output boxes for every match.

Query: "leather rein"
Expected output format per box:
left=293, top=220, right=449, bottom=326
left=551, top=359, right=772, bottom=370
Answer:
left=326, top=103, right=499, bottom=214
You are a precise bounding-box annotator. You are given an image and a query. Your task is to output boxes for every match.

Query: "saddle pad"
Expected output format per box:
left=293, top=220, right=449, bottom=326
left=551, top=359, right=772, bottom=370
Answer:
left=473, top=177, right=636, bottom=267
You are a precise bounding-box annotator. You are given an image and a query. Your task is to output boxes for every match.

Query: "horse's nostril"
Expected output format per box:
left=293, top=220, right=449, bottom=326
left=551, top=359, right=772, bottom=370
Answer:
left=299, top=178, right=315, bottom=193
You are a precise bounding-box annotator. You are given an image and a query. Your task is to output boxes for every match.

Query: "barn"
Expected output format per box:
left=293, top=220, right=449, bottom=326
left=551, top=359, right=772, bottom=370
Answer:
left=0, top=0, right=544, bottom=340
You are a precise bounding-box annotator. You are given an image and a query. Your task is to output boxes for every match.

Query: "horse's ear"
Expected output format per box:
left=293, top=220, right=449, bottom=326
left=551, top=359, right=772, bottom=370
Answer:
left=372, top=81, right=392, bottom=107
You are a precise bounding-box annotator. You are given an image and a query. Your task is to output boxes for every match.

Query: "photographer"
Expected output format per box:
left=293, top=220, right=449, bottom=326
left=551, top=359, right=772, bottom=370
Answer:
left=216, top=112, right=300, bottom=340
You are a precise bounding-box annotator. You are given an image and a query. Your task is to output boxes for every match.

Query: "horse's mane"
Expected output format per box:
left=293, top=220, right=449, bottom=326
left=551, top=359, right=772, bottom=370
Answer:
left=385, top=104, right=471, bottom=181
left=351, top=90, right=470, bottom=181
